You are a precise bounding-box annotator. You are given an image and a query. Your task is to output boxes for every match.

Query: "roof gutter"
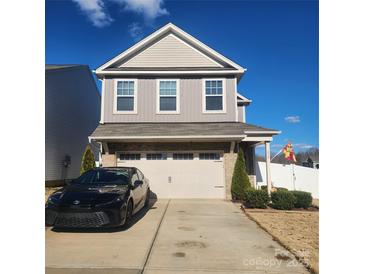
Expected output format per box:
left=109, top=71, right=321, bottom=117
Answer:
left=89, top=134, right=247, bottom=142
left=94, top=69, right=245, bottom=77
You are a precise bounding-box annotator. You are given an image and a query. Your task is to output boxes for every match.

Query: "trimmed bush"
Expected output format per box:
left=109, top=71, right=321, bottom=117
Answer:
left=80, top=145, right=96, bottom=175
left=261, top=186, right=288, bottom=192
left=243, top=189, right=270, bottom=208
left=271, top=190, right=296, bottom=210
left=231, top=148, right=252, bottom=200
left=291, top=191, right=313, bottom=209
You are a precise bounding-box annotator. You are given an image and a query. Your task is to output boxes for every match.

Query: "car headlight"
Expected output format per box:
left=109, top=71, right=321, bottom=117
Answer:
left=95, top=196, right=125, bottom=207
left=46, top=191, right=63, bottom=206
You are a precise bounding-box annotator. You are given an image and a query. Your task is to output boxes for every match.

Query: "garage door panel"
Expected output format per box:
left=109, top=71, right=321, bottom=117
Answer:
left=117, top=153, right=225, bottom=199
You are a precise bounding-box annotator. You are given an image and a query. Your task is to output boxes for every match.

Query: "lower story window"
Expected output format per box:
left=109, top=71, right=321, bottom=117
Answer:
left=119, top=153, right=141, bottom=160
left=146, top=153, right=167, bottom=160
left=173, top=153, right=194, bottom=160
left=199, top=153, right=220, bottom=160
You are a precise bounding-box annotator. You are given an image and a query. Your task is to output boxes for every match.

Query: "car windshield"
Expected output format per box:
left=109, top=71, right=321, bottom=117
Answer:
left=72, top=169, right=130, bottom=185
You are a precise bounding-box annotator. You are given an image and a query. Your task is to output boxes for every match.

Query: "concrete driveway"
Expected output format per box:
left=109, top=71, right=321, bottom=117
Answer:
left=46, top=199, right=309, bottom=274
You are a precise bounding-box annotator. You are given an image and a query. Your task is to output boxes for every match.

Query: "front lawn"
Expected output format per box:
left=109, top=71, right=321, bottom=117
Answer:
left=244, top=208, right=319, bottom=274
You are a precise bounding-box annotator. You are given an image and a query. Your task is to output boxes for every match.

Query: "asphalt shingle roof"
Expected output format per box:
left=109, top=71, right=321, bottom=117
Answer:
left=90, top=122, right=279, bottom=138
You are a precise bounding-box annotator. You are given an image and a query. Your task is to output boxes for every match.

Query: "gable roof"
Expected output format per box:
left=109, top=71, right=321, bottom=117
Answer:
left=95, top=23, right=246, bottom=79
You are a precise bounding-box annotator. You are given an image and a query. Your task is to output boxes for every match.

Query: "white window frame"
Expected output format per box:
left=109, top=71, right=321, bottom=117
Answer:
left=116, top=150, right=224, bottom=162
left=156, top=79, right=180, bottom=114
left=113, top=79, right=138, bottom=114
left=202, top=78, right=226, bottom=113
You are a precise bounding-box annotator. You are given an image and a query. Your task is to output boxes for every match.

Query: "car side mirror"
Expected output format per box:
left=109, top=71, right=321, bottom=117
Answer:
left=133, top=180, right=143, bottom=188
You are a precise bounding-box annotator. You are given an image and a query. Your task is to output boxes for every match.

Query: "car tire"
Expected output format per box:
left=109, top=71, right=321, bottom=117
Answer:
left=125, top=201, right=133, bottom=226
left=144, top=188, right=150, bottom=208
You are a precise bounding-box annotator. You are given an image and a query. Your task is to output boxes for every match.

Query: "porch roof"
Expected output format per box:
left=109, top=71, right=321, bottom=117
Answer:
left=89, top=122, right=280, bottom=141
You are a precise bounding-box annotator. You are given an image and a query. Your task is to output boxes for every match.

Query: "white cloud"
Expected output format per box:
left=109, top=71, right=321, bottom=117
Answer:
left=128, top=22, right=144, bottom=41
left=293, top=143, right=314, bottom=149
left=284, top=116, right=301, bottom=123
left=113, top=0, right=169, bottom=21
left=72, top=0, right=113, bottom=27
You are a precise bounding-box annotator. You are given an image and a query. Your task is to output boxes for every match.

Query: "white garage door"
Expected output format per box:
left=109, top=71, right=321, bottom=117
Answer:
left=116, top=151, right=225, bottom=199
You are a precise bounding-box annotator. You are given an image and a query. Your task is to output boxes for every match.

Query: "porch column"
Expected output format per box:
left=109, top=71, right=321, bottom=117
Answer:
left=265, top=141, right=272, bottom=195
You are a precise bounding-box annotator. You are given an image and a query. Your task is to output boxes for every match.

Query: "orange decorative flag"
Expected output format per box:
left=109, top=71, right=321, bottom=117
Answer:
left=282, top=143, right=297, bottom=162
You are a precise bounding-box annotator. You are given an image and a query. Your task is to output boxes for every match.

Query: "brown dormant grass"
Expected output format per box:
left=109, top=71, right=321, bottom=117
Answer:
left=244, top=208, right=319, bottom=274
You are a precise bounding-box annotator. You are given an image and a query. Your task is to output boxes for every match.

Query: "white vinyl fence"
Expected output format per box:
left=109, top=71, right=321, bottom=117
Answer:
left=256, top=161, right=319, bottom=198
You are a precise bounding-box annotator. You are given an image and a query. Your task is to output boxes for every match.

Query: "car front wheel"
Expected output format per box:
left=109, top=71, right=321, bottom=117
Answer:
left=125, top=201, right=133, bottom=226
left=144, top=188, right=150, bottom=208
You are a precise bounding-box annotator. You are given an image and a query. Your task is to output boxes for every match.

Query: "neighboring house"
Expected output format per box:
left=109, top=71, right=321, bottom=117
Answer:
left=46, top=65, right=100, bottom=186
left=89, top=23, right=279, bottom=199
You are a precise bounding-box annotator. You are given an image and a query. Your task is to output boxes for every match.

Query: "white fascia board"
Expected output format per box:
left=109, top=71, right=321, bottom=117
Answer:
left=243, top=136, right=273, bottom=142
left=89, top=134, right=246, bottom=141
left=95, top=70, right=244, bottom=76
left=245, top=130, right=281, bottom=134
left=95, top=23, right=246, bottom=73
left=236, top=93, right=252, bottom=102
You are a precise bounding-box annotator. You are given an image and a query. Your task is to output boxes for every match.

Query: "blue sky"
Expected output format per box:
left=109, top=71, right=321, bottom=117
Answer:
left=46, top=0, right=318, bottom=154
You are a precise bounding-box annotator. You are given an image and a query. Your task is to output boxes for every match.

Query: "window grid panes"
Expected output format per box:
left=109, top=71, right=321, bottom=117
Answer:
left=173, top=153, right=194, bottom=160
left=116, top=80, right=135, bottom=111
left=146, top=153, right=168, bottom=160
left=205, top=80, right=223, bottom=111
left=205, top=80, right=223, bottom=95
left=119, top=153, right=141, bottom=160
left=159, top=80, right=177, bottom=111
left=199, top=153, right=220, bottom=160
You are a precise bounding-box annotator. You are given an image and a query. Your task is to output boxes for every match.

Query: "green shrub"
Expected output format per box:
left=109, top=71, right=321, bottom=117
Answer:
left=271, top=190, right=296, bottom=210
left=243, top=189, right=270, bottom=208
left=261, top=186, right=288, bottom=192
left=291, top=191, right=313, bottom=209
left=231, top=149, right=252, bottom=200
left=80, top=144, right=96, bottom=175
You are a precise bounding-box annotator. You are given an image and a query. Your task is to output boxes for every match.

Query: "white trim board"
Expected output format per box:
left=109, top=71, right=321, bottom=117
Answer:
left=95, top=23, right=246, bottom=75
left=89, top=134, right=246, bottom=141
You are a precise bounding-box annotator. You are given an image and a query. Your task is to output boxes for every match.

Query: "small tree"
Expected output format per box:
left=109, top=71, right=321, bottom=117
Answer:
left=231, top=148, right=252, bottom=200
left=80, top=144, right=96, bottom=175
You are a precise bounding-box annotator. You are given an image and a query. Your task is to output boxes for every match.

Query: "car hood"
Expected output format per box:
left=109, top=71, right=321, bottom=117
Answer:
left=57, top=184, right=129, bottom=207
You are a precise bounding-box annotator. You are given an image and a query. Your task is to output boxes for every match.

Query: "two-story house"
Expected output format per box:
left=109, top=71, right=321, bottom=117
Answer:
left=89, top=23, right=279, bottom=200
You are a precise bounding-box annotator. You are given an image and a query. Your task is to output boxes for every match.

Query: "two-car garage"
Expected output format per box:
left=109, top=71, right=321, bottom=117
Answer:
left=116, top=151, right=226, bottom=199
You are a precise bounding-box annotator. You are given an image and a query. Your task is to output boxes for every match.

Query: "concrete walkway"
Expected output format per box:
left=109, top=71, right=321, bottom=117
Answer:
left=46, top=200, right=309, bottom=274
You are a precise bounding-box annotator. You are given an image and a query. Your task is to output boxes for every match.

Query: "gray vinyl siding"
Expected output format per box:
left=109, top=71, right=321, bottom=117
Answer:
left=103, top=77, right=236, bottom=123
left=121, top=34, right=221, bottom=68
left=238, top=105, right=245, bottom=122
left=45, top=66, right=100, bottom=182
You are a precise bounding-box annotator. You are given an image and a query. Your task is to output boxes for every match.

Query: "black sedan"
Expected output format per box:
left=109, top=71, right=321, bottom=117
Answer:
left=45, top=167, right=150, bottom=228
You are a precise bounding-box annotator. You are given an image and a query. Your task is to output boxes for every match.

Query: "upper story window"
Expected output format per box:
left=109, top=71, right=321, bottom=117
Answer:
left=114, top=79, right=137, bottom=114
left=157, top=80, right=179, bottom=114
left=203, top=79, right=225, bottom=113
